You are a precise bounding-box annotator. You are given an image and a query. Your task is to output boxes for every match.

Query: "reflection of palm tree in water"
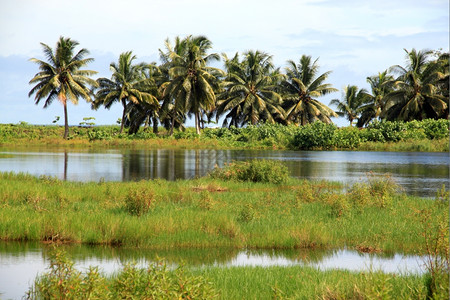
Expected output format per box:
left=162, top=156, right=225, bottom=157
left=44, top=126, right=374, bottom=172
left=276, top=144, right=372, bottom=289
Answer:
left=63, top=150, right=68, bottom=181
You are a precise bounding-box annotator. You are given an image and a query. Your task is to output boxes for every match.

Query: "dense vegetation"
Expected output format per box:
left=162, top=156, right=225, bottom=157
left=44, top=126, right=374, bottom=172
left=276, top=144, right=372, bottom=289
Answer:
left=0, top=168, right=447, bottom=254
left=7, top=161, right=445, bottom=299
left=28, top=36, right=449, bottom=139
left=26, top=248, right=447, bottom=299
left=1, top=119, right=448, bottom=152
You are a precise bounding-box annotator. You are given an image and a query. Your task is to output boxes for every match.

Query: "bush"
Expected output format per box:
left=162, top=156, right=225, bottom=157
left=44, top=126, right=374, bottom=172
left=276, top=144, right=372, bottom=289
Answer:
left=292, top=122, right=337, bottom=150
left=209, top=159, right=289, bottom=184
left=334, top=127, right=362, bottom=148
left=173, top=128, right=199, bottom=139
left=87, top=129, right=113, bottom=141
left=422, top=119, right=449, bottom=140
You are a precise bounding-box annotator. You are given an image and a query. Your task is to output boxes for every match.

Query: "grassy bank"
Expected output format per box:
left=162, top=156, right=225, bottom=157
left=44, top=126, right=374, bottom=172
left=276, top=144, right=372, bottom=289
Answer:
left=0, top=119, right=448, bottom=151
left=27, top=248, right=445, bottom=299
left=0, top=171, right=447, bottom=255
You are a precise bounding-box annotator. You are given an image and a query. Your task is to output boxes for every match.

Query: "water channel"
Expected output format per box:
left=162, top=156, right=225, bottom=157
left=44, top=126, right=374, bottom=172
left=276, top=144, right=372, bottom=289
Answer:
left=0, top=148, right=448, bottom=197
left=0, top=148, right=447, bottom=298
left=0, top=242, right=427, bottom=300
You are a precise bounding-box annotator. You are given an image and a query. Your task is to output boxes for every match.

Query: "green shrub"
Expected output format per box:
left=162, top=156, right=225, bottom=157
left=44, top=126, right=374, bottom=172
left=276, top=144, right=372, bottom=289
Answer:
left=422, top=119, right=449, bottom=139
left=87, top=129, right=113, bottom=141
left=173, top=128, right=199, bottom=139
left=209, top=159, right=289, bottom=184
left=366, top=120, right=407, bottom=142
left=292, top=122, right=337, bottom=150
left=334, top=127, right=362, bottom=148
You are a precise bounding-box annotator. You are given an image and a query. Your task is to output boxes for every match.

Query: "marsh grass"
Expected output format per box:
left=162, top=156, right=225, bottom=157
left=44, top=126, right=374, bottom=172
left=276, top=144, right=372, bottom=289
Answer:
left=0, top=172, right=447, bottom=254
left=25, top=247, right=440, bottom=299
left=197, top=265, right=429, bottom=299
left=26, top=248, right=218, bottom=299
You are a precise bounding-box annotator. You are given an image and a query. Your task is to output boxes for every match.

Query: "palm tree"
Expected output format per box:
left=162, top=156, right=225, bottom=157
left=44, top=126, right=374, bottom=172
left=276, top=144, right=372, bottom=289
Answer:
left=28, top=36, right=97, bottom=139
left=382, top=48, right=448, bottom=121
left=161, top=35, right=222, bottom=135
left=356, top=71, right=394, bottom=127
left=330, top=85, right=370, bottom=126
left=216, top=51, right=285, bottom=127
left=93, top=51, right=159, bottom=134
left=281, top=55, right=337, bottom=125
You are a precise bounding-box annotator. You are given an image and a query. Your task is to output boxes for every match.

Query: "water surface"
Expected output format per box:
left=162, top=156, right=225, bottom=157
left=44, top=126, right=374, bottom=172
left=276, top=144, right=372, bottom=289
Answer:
left=0, top=148, right=447, bottom=197
left=0, top=242, right=426, bottom=300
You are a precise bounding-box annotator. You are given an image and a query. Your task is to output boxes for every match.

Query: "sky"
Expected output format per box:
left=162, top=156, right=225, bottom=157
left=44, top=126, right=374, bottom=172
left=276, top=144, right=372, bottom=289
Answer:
left=0, top=0, right=448, bottom=127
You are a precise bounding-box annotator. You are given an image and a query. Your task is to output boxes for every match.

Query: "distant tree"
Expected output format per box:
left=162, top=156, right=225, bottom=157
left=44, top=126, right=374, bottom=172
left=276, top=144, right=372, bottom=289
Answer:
left=160, top=35, right=222, bottom=135
left=330, top=85, right=370, bottom=126
left=92, top=51, right=159, bottom=134
left=28, top=36, right=97, bottom=139
left=216, top=51, right=285, bottom=127
left=281, top=55, right=337, bottom=125
left=357, top=71, right=394, bottom=127
left=382, top=48, right=448, bottom=121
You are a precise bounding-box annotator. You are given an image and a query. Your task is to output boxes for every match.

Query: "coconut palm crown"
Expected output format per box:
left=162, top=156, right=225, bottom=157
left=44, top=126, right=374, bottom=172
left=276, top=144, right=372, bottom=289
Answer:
left=281, top=55, right=338, bottom=125
left=382, top=48, right=448, bottom=121
left=93, top=51, right=159, bottom=134
left=216, top=50, right=285, bottom=127
left=28, top=36, right=98, bottom=139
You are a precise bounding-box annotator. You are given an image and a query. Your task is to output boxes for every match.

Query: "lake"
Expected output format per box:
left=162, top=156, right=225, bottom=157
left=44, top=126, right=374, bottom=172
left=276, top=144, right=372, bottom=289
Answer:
left=0, top=148, right=448, bottom=197
left=0, top=147, right=446, bottom=298
left=0, top=242, right=427, bottom=300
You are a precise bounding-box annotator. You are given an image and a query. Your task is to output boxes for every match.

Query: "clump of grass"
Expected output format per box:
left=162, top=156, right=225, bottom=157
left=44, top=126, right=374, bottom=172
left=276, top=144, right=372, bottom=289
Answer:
left=296, top=174, right=398, bottom=218
left=197, top=190, right=214, bottom=210
left=124, top=187, right=155, bottom=216
left=26, top=247, right=107, bottom=299
left=348, top=173, right=398, bottom=208
left=26, top=248, right=218, bottom=299
left=418, top=205, right=449, bottom=299
left=237, top=203, right=255, bottom=223
left=209, top=159, right=289, bottom=184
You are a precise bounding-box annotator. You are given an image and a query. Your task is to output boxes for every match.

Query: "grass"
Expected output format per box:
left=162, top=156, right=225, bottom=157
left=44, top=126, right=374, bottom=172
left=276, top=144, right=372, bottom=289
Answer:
left=0, top=171, right=447, bottom=255
left=26, top=247, right=447, bottom=299
left=198, top=265, right=430, bottom=299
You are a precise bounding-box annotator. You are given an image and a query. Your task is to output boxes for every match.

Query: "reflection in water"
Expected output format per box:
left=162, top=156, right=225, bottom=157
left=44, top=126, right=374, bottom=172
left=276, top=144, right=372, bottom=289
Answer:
left=0, top=148, right=447, bottom=197
left=0, top=242, right=426, bottom=300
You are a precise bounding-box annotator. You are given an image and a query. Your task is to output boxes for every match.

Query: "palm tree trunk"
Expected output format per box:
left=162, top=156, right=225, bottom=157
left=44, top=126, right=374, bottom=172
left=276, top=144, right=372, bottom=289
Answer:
left=144, top=116, right=150, bottom=129
left=195, top=112, right=201, bottom=135
left=169, top=115, right=175, bottom=136
left=63, top=102, right=69, bottom=139
left=120, top=99, right=126, bottom=134
left=152, top=116, right=159, bottom=134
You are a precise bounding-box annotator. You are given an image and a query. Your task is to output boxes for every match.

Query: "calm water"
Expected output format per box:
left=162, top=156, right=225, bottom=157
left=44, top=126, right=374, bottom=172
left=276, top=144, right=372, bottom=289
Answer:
left=0, top=148, right=448, bottom=197
left=0, top=149, right=445, bottom=298
left=0, top=242, right=426, bottom=300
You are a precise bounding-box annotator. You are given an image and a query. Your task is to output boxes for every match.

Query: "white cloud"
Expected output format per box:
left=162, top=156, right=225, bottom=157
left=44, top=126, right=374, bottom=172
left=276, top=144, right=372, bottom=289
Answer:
left=0, top=0, right=448, bottom=126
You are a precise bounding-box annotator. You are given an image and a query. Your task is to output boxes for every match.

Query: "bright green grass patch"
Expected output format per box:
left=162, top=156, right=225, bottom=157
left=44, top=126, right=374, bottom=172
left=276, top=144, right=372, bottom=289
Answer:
left=26, top=247, right=448, bottom=299
left=197, top=266, right=436, bottom=299
left=0, top=172, right=448, bottom=254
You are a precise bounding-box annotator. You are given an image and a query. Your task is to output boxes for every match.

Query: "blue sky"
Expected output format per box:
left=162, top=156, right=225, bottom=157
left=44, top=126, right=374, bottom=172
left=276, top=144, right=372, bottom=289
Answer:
left=0, top=0, right=448, bottom=127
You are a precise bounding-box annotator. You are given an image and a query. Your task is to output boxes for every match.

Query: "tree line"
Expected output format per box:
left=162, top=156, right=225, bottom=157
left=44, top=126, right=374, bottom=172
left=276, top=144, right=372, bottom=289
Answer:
left=28, top=35, right=449, bottom=139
